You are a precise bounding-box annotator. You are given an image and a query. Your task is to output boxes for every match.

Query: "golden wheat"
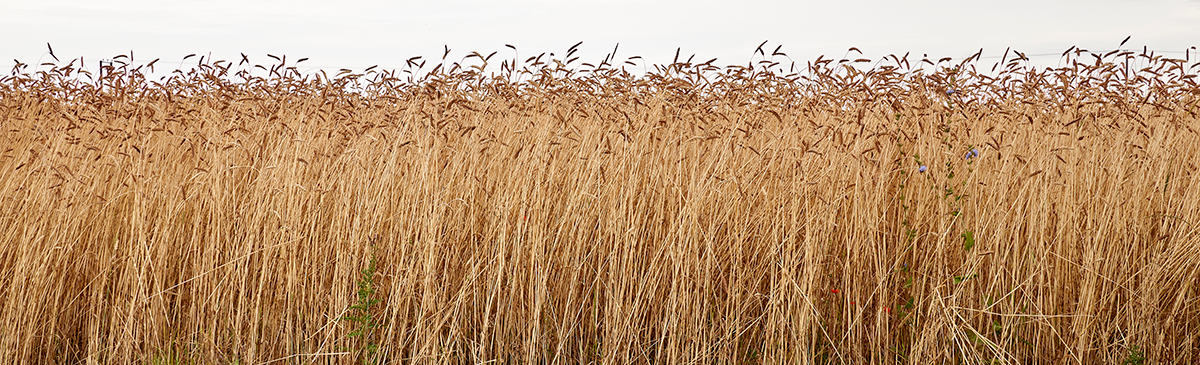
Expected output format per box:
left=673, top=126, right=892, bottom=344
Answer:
left=0, top=47, right=1198, bottom=364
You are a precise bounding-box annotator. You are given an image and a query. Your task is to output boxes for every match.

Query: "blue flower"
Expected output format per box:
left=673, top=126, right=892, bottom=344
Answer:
left=918, top=165, right=927, bottom=173
left=965, top=148, right=979, bottom=159
left=946, top=89, right=956, bottom=94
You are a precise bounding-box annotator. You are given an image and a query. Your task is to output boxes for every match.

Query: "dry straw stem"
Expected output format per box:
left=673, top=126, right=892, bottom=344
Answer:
left=1, top=46, right=1199, bottom=364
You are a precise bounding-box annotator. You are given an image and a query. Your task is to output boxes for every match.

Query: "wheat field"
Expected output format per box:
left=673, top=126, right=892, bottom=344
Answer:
left=1, top=46, right=1198, bottom=364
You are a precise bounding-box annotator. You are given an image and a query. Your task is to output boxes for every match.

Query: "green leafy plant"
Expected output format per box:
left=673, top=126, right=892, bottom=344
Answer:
left=1122, top=345, right=1146, bottom=365
left=342, top=243, right=382, bottom=365
left=953, top=273, right=977, bottom=285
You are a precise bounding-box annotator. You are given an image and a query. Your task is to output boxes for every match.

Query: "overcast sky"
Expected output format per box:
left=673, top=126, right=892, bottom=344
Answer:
left=4, top=0, right=1199, bottom=76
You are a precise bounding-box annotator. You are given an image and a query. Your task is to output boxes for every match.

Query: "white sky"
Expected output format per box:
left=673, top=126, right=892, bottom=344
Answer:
left=4, top=0, right=1199, bottom=76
